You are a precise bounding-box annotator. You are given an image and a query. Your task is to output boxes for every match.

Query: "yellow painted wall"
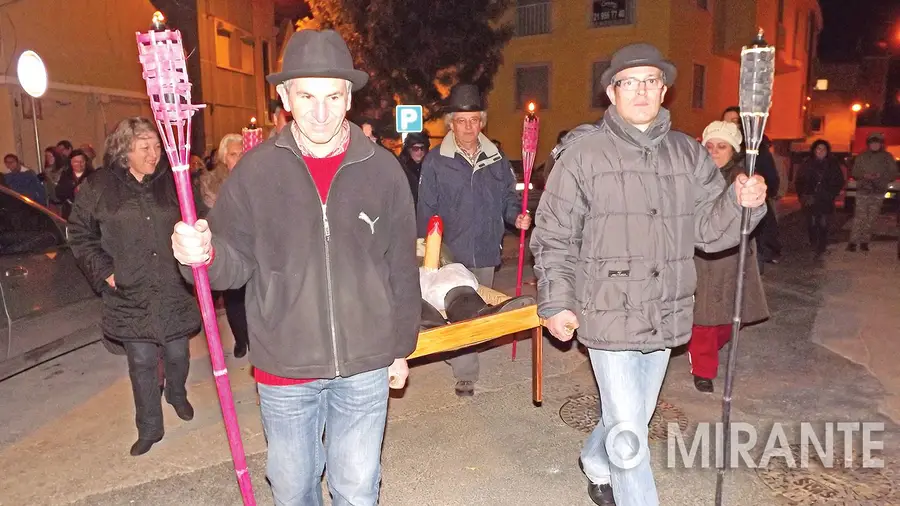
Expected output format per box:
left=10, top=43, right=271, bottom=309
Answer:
left=487, top=0, right=673, bottom=162
left=197, top=0, right=275, bottom=153
left=0, top=0, right=157, bottom=169
left=488, top=0, right=820, bottom=163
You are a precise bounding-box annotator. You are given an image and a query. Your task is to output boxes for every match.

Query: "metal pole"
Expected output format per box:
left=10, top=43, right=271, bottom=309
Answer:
left=715, top=150, right=757, bottom=506
left=31, top=97, right=43, bottom=174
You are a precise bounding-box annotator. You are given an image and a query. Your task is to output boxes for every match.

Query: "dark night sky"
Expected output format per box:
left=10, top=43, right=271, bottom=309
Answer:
left=818, top=0, right=900, bottom=60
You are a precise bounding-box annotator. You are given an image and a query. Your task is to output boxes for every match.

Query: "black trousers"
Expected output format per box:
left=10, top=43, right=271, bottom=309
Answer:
left=124, top=337, right=190, bottom=440
left=757, top=199, right=782, bottom=261
left=805, top=206, right=831, bottom=254
left=223, top=287, right=249, bottom=349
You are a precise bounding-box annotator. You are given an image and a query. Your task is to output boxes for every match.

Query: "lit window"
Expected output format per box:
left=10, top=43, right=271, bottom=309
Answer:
left=814, top=79, right=828, bottom=91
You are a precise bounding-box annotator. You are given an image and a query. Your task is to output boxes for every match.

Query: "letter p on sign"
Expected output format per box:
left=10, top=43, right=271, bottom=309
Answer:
left=396, top=105, right=423, bottom=134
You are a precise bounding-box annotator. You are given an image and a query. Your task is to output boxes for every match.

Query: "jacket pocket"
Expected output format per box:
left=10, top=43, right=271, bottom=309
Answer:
left=580, top=258, right=650, bottom=313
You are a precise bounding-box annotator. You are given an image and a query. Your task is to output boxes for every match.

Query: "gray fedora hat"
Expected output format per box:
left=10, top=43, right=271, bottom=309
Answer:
left=444, top=84, right=484, bottom=113
left=267, top=30, right=369, bottom=90
left=600, top=43, right=677, bottom=89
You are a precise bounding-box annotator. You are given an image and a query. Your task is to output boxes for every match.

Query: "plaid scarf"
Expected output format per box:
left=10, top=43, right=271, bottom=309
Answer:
left=291, top=120, right=351, bottom=158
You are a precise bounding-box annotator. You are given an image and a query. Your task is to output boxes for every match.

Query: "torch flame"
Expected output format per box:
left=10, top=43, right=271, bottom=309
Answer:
left=527, top=102, right=536, bottom=113
left=152, top=11, right=165, bottom=25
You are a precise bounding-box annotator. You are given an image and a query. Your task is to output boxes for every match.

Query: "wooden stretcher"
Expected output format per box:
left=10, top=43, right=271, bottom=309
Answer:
left=408, top=286, right=543, bottom=405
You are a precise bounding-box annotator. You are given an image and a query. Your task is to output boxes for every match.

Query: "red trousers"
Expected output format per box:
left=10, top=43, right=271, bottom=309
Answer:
left=688, top=324, right=732, bottom=380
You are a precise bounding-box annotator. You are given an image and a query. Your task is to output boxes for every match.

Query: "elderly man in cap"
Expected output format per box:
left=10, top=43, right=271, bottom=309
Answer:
left=848, top=132, right=897, bottom=252
left=171, top=29, right=420, bottom=505
left=530, top=43, right=768, bottom=506
left=416, top=83, right=531, bottom=397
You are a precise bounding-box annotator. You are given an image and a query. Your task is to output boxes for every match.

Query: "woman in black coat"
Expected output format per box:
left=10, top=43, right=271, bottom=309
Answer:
left=68, top=117, right=206, bottom=456
left=795, top=139, right=846, bottom=256
left=55, top=149, right=95, bottom=220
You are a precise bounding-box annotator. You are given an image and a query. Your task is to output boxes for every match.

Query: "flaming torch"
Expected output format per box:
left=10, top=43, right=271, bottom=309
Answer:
left=136, top=12, right=257, bottom=505
left=715, top=29, right=775, bottom=506
left=242, top=116, right=263, bottom=153
left=513, top=101, right=539, bottom=360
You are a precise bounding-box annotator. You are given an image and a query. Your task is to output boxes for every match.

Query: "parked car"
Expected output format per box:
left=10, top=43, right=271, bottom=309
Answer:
left=0, top=185, right=101, bottom=380
left=842, top=156, right=900, bottom=213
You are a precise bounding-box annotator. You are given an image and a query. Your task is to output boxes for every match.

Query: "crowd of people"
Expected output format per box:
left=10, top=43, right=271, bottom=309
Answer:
left=10, top=26, right=891, bottom=506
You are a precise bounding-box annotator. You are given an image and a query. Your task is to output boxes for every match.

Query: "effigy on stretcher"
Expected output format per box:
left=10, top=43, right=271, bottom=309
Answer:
left=406, top=216, right=543, bottom=405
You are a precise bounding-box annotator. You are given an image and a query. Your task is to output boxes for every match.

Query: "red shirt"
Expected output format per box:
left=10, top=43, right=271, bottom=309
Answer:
left=254, top=151, right=347, bottom=386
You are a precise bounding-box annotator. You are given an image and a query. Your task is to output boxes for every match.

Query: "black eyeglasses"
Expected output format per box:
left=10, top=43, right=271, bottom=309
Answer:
left=614, top=76, right=665, bottom=92
left=410, top=145, right=426, bottom=152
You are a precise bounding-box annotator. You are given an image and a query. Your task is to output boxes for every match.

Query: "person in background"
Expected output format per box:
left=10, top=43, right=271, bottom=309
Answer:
left=722, top=106, right=781, bottom=267
left=42, top=147, right=66, bottom=213
left=170, top=30, right=419, bottom=505
left=268, top=97, right=291, bottom=139
left=398, top=131, right=429, bottom=206
left=56, top=140, right=74, bottom=165
left=688, top=121, right=768, bottom=393
left=204, top=148, right=218, bottom=171
left=68, top=117, right=205, bottom=457
left=531, top=43, right=767, bottom=506
left=848, top=132, right=897, bottom=252
left=795, top=140, right=845, bottom=257
left=417, top=83, right=531, bottom=397
left=541, top=129, right=570, bottom=182
left=199, top=133, right=250, bottom=358
left=3, top=154, right=47, bottom=204
left=56, top=149, right=95, bottom=220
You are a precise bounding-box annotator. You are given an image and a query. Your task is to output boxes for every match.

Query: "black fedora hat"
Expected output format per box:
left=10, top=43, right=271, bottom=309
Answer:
left=445, top=84, right=484, bottom=113
left=267, top=30, right=369, bottom=90
left=600, top=43, right=677, bottom=89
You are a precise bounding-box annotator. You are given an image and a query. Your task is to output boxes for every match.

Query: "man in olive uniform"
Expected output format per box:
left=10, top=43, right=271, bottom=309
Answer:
left=848, top=132, right=897, bottom=252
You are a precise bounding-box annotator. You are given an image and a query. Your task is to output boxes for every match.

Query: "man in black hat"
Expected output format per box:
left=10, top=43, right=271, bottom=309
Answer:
left=531, top=42, right=768, bottom=506
left=171, top=29, right=420, bottom=505
left=416, top=83, right=531, bottom=397
left=848, top=132, right=896, bottom=252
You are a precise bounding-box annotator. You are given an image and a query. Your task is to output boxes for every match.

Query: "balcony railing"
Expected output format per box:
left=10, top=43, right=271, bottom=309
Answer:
left=515, top=2, right=551, bottom=37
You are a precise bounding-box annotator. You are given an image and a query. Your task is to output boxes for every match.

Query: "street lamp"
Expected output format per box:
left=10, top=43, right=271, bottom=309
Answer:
left=16, top=50, right=48, bottom=173
left=851, top=103, right=864, bottom=150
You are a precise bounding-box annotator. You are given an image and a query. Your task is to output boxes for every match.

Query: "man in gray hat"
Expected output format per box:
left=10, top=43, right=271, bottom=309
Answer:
left=531, top=43, right=768, bottom=506
left=171, top=29, right=420, bottom=505
left=848, top=132, right=896, bottom=252
left=416, top=83, right=531, bottom=397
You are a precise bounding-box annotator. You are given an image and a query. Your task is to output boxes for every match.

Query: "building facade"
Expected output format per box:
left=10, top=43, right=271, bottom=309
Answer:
left=0, top=0, right=276, bottom=172
left=799, top=58, right=891, bottom=154
left=486, top=0, right=822, bottom=162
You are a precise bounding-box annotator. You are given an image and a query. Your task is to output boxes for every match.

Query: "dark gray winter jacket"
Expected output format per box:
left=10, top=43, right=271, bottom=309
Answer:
left=181, top=124, right=421, bottom=379
left=530, top=107, right=765, bottom=352
left=416, top=133, right=520, bottom=269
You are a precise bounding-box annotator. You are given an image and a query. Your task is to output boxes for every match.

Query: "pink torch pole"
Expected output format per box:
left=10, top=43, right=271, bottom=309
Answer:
left=136, top=12, right=257, bottom=505
left=513, top=102, right=539, bottom=361
left=242, top=117, right=264, bottom=153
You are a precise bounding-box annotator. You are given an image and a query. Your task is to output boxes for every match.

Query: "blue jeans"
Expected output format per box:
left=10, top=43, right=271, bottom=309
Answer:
left=580, top=348, right=672, bottom=506
left=258, top=367, right=389, bottom=506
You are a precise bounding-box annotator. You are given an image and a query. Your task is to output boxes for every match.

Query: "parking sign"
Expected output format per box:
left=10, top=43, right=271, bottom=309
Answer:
left=395, top=105, right=423, bottom=133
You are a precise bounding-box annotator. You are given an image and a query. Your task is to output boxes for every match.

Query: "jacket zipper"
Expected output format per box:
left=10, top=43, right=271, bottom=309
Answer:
left=470, top=170, right=477, bottom=267
left=321, top=202, right=339, bottom=376
left=282, top=144, right=375, bottom=378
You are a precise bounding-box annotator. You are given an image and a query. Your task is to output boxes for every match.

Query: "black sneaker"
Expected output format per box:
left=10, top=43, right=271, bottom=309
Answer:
left=588, top=483, right=616, bottom=506
left=693, top=375, right=714, bottom=393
